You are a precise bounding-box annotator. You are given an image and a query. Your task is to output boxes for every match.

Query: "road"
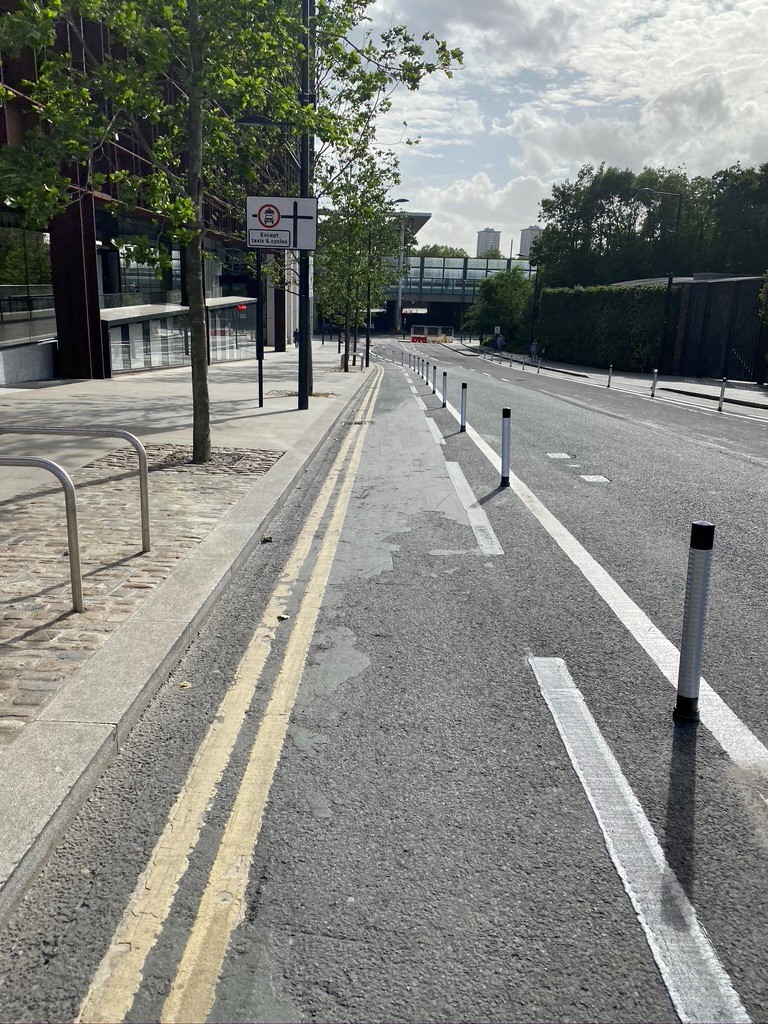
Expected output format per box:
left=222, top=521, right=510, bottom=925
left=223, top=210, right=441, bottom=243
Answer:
left=0, top=338, right=767, bottom=1023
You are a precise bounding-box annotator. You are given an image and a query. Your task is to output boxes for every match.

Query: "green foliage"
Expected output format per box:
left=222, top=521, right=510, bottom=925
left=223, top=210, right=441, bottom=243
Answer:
left=479, top=247, right=504, bottom=259
left=0, top=228, right=52, bottom=284
left=313, top=148, right=401, bottom=332
left=536, top=162, right=768, bottom=288
left=415, top=243, right=468, bottom=258
left=759, top=271, right=768, bottom=325
left=464, top=267, right=530, bottom=344
left=536, top=284, right=675, bottom=371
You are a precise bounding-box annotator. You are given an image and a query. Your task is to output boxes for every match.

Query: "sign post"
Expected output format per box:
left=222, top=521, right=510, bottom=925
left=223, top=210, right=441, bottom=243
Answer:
left=246, top=195, right=318, bottom=408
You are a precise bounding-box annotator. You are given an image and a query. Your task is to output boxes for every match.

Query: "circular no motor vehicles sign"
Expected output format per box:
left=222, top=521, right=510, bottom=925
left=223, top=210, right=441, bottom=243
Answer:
left=257, top=204, right=281, bottom=228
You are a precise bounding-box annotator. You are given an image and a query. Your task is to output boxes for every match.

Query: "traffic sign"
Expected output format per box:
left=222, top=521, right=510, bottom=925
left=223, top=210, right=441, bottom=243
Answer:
left=246, top=196, right=317, bottom=250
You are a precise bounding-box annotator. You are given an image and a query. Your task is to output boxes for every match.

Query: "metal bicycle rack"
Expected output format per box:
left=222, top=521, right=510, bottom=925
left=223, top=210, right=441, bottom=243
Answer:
left=0, top=425, right=150, bottom=553
left=0, top=425, right=151, bottom=614
left=0, top=455, right=84, bottom=612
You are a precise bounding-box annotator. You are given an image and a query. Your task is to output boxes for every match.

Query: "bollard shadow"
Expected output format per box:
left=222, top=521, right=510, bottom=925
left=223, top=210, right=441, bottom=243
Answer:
left=662, top=720, right=699, bottom=915
left=477, top=486, right=507, bottom=505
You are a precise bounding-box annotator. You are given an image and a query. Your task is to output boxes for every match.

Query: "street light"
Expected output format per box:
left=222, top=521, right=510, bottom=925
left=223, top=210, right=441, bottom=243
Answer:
left=393, top=198, right=410, bottom=333
left=638, top=186, right=683, bottom=368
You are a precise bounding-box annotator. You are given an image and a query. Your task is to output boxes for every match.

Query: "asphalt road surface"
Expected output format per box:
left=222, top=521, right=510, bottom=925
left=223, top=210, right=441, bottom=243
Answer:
left=0, top=341, right=767, bottom=1023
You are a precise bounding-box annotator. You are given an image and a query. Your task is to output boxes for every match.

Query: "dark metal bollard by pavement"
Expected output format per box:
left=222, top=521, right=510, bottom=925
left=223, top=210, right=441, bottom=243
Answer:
left=442, top=371, right=447, bottom=408
left=501, top=408, right=511, bottom=486
left=432, top=365, right=436, bottom=394
left=607, top=364, right=613, bottom=389
left=460, top=383, right=467, bottom=432
left=673, top=520, right=715, bottom=723
left=718, top=378, right=727, bottom=412
left=426, top=360, right=430, bottom=385
left=537, top=358, right=542, bottom=374
left=651, top=368, right=658, bottom=398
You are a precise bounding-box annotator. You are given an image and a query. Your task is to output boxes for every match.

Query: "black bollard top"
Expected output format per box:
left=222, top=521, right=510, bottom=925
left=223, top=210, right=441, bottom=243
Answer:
left=690, top=520, right=715, bottom=550
left=502, top=407, right=511, bottom=418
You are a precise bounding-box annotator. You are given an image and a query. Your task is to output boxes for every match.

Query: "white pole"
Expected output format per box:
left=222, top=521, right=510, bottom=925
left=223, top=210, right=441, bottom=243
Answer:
left=718, top=378, right=727, bottom=412
left=442, top=371, right=447, bottom=408
left=674, top=521, right=715, bottom=723
left=501, top=408, right=511, bottom=487
left=460, top=383, right=467, bottom=432
left=607, top=364, right=613, bottom=389
left=651, top=368, right=658, bottom=398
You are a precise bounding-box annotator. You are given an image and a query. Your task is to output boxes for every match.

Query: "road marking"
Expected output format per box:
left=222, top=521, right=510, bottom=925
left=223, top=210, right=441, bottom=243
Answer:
left=426, top=418, right=446, bottom=446
left=444, top=462, right=504, bottom=556
left=501, top=377, right=510, bottom=382
left=530, top=657, right=751, bottom=1024
left=580, top=474, right=609, bottom=483
left=547, top=452, right=572, bottom=459
left=409, top=384, right=417, bottom=394
left=160, top=372, right=383, bottom=1024
left=76, top=373, right=383, bottom=1024
left=415, top=396, right=427, bottom=411
left=442, top=395, right=768, bottom=775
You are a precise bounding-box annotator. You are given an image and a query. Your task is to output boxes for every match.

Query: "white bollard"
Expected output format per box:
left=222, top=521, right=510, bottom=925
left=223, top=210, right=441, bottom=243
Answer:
left=432, top=365, right=436, bottom=394
left=718, top=378, right=727, bottom=412
left=674, top=521, right=715, bottom=723
left=460, top=383, right=467, bottom=432
left=607, top=364, right=613, bottom=389
left=442, top=371, right=447, bottom=408
left=651, top=368, right=658, bottom=398
left=500, top=408, right=511, bottom=487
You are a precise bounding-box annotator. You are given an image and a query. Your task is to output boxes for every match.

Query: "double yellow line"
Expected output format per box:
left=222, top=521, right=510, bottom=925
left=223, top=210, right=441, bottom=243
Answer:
left=77, top=369, right=383, bottom=1024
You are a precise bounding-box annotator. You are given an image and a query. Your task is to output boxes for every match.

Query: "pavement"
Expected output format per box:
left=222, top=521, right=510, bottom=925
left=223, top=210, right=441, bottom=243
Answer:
left=0, top=337, right=371, bottom=922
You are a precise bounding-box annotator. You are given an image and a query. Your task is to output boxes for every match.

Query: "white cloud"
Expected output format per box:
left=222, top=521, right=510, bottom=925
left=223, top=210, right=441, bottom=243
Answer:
left=365, top=0, right=768, bottom=255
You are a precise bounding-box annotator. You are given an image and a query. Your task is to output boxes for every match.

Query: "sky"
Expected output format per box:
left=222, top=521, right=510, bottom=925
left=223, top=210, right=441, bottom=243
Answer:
left=367, top=0, right=768, bottom=257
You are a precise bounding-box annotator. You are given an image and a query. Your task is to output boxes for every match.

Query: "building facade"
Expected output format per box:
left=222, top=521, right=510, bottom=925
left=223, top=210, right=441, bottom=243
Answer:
left=476, top=228, right=501, bottom=257
left=0, top=13, right=297, bottom=385
left=519, top=225, right=542, bottom=258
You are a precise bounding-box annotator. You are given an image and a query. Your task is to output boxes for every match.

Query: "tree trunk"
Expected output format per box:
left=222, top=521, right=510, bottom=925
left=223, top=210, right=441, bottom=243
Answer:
left=187, top=0, right=211, bottom=463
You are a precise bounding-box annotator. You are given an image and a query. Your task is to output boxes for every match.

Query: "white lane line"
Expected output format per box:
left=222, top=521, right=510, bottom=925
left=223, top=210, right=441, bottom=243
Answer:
left=547, top=452, right=572, bottom=459
left=426, top=418, right=446, bottom=446
left=415, top=396, right=427, bottom=411
left=580, top=474, right=610, bottom=483
left=530, top=657, right=751, bottom=1024
left=441, top=395, right=768, bottom=774
left=501, top=378, right=510, bottom=382
left=444, top=462, right=503, bottom=556
left=410, top=385, right=418, bottom=394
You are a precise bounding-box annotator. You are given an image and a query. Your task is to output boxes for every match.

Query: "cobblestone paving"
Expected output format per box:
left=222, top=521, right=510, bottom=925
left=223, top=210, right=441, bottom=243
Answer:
left=0, top=443, right=281, bottom=749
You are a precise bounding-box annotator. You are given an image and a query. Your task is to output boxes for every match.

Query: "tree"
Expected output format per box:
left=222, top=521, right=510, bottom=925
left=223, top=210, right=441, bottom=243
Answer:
left=479, top=247, right=505, bottom=260
left=536, top=161, right=768, bottom=289
left=415, top=243, right=468, bottom=258
left=0, top=0, right=462, bottom=461
left=314, top=148, right=401, bottom=368
left=466, top=267, right=530, bottom=344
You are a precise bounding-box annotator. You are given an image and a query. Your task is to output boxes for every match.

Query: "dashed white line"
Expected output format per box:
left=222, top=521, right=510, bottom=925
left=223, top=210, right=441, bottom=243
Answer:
left=580, top=474, right=610, bottom=483
left=415, top=396, right=427, bottom=411
left=547, top=453, right=572, bottom=459
left=440, top=393, right=768, bottom=775
left=530, top=657, right=751, bottom=1024
left=444, top=462, right=503, bottom=556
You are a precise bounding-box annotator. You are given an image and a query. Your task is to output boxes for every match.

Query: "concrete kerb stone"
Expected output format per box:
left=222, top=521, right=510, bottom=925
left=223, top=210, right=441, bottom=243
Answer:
left=0, top=365, right=374, bottom=925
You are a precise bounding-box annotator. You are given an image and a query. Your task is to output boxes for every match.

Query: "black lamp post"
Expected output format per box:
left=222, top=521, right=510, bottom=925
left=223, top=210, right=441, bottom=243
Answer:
left=638, top=187, right=683, bottom=367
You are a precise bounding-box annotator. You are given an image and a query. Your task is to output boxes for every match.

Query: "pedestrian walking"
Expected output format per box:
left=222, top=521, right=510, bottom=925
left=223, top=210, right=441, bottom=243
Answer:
left=293, top=328, right=300, bottom=348
left=496, top=331, right=505, bottom=353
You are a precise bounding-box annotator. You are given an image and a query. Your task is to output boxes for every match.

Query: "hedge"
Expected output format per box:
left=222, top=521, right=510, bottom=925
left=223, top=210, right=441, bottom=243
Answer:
left=535, top=284, right=680, bottom=372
